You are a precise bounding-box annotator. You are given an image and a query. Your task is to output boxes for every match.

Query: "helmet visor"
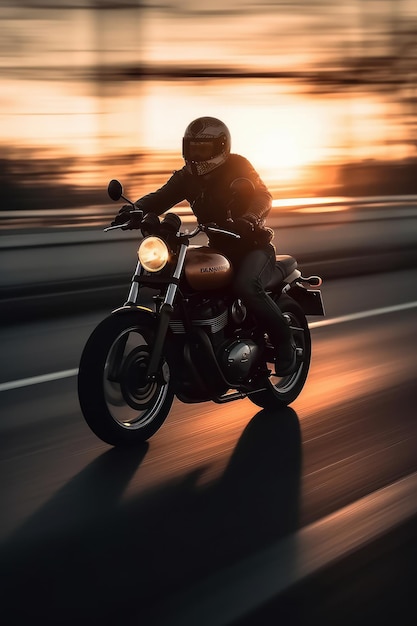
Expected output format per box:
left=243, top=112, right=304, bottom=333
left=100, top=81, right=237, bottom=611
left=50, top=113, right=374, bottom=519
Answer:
left=183, top=137, right=224, bottom=162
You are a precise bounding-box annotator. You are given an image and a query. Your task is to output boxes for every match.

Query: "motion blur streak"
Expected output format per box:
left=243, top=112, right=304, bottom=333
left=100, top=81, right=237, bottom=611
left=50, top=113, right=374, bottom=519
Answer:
left=1, top=1, right=416, bottom=208
left=144, top=472, right=417, bottom=626
left=309, top=300, right=417, bottom=328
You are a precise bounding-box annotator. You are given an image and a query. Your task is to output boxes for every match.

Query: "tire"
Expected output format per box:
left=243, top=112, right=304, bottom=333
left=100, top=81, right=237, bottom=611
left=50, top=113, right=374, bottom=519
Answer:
left=250, top=295, right=311, bottom=409
left=78, top=311, right=174, bottom=446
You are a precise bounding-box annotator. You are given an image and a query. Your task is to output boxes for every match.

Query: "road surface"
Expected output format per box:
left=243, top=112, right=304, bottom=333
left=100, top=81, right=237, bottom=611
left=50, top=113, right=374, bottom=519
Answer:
left=1, top=268, right=417, bottom=624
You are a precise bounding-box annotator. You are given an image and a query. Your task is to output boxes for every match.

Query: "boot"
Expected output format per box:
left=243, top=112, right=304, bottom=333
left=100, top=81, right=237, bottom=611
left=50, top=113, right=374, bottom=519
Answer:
left=274, top=337, right=297, bottom=377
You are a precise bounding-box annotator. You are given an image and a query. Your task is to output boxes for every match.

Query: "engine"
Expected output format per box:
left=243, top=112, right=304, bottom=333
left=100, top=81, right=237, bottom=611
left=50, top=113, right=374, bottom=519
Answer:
left=169, top=298, right=228, bottom=345
left=218, top=338, right=260, bottom=383
left=170, top=295, right=260, bottom=390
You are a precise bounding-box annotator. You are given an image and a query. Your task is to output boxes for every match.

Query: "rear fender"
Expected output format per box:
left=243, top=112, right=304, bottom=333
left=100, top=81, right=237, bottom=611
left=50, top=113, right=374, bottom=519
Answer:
left=287, top=284, right=325, bottom=316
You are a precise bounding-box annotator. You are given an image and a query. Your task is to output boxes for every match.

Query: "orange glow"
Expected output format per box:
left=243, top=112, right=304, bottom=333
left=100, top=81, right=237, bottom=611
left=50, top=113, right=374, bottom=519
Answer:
left=272, top=198, right=350, bottom=212
left=1, top=2, right=416, bottom=193
left=298, top=332, right=411, bottom=417
left=139, top=82, right=397, bottom=190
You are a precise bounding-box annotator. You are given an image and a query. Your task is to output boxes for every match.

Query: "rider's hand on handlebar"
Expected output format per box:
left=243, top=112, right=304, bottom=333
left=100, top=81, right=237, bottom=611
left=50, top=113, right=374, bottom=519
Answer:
left=203, top=222, right=219, bottom=230
left=231, top=215, right=256, bottom=238
left=123, top=213, right=145, bottom=230
left=111, top=204, right=132, bottom=227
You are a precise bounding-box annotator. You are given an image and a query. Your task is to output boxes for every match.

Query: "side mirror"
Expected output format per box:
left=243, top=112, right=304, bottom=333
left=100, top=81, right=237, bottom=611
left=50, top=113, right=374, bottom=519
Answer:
left=108, top=179, right=123, bottom=201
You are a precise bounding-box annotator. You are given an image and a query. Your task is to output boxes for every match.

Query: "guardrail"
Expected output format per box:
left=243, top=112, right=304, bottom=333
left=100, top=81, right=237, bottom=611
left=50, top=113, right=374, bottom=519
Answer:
left=1, top=199, right=417, bottom=324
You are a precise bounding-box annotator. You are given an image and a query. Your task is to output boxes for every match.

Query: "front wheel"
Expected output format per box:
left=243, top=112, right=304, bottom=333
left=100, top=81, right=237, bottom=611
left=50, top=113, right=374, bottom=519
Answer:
left=250, top=295, right=311, bottom=409
left=78, top=312, right=174, bottom=446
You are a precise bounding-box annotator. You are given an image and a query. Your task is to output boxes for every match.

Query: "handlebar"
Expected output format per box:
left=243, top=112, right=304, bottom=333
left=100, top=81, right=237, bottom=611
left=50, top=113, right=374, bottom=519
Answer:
left=198, top=223, right=240, bottom=239
left=105, top=213, right=241, bottom=239
left=104, top=210, right=143, bottom=232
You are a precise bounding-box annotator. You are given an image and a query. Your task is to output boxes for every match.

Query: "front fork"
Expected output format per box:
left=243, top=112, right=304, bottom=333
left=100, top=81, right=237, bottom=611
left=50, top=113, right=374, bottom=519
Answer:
left=126, top=242, right=188, bottom=381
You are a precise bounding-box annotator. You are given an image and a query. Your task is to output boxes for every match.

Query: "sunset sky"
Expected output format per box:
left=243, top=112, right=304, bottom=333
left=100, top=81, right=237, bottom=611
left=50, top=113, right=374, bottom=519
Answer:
left=1, top=1, right=416, bottom=186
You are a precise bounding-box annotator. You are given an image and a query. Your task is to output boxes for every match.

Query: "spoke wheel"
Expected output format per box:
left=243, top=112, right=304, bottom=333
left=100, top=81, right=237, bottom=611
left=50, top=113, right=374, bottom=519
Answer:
left=78, top=312, right=174, bottom=446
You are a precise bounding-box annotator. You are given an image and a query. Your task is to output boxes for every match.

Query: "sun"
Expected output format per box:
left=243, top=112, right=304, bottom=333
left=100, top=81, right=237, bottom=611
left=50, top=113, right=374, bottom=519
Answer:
left=140, top=82, right=331, bottom=188
left=229, top=100, right=328, bottom=181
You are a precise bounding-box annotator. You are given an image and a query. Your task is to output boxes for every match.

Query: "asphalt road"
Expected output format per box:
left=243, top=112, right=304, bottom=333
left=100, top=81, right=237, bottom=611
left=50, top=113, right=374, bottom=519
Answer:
left=1, top=268, right=417, bottom=625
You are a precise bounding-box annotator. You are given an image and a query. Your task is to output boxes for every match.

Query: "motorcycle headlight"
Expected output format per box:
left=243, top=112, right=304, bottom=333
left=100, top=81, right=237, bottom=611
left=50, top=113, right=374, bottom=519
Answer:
left=138, top=236, right=169, bottom=272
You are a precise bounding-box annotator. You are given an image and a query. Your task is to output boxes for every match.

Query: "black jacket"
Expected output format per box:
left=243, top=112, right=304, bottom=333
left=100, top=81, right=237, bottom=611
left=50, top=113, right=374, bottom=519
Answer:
left=135, top=154, right=273, bottom=261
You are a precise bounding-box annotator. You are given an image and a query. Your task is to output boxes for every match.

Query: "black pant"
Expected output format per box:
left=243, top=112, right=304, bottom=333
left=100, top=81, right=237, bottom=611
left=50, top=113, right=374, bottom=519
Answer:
left=232, top=246, right=291, bottom=347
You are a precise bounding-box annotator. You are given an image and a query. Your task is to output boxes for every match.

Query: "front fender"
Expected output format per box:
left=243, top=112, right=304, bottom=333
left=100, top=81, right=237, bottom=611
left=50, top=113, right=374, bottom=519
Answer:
left=111, top=304, right=156, bottom=317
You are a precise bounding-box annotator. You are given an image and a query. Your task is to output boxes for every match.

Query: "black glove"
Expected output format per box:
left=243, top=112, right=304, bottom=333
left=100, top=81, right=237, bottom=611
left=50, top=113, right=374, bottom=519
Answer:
left=124, top=212, right=144, bottom=230
left=232, top=215, right=256, bottom=238
left=111, top=204, right=133, bottom=227
left=202, top=221, right=219, bottom=231
left=256, top=225, right=274, bottom=245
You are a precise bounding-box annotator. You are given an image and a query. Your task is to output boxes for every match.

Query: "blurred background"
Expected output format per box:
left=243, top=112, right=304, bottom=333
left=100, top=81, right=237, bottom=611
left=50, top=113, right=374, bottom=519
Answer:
left=2, top=5, right=417, bottom=624
left=1, top=0, right=417, bottom=220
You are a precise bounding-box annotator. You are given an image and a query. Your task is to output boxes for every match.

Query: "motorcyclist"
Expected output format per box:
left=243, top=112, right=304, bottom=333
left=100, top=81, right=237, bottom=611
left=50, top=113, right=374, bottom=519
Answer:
left=112, top=116, right=296, bottom=376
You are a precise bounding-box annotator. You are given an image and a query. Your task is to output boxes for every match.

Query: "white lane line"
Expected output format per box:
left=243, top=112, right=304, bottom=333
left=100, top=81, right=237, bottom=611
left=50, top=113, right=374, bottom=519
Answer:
left=151, top=471, right=417, bottom=626
left=1, top=300, right=416, bottom=393
left=0, top=369, right=78, bottom=392
left=309, top=300, right=417, bottom=329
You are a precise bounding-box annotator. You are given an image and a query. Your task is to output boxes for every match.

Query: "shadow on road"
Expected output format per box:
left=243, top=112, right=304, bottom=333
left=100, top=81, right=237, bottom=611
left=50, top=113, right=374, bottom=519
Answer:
left=1, top=406, right=301, bottom=625
left=3, top=444, right=149, bottom=542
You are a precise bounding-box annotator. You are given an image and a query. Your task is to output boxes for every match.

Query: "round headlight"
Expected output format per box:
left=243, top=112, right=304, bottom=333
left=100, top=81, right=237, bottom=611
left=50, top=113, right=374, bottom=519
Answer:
left=138, top=236, right=169, bottom=272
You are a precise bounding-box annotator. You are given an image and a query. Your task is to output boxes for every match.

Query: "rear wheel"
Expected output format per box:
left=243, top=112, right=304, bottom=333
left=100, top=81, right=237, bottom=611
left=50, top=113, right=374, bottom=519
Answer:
left=250, top=295, right=311, bottom=409
left=78, top=312, right=174, bottom=446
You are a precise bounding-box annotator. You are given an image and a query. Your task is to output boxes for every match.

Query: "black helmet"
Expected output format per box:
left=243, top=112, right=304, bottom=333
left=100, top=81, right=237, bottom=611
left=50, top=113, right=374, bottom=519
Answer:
left=182, top=116, right=231, bottom=176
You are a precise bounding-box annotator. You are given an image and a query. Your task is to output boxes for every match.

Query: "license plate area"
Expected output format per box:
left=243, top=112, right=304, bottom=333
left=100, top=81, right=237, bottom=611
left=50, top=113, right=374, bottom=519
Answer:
left=288, top=285, right=325, bottom=316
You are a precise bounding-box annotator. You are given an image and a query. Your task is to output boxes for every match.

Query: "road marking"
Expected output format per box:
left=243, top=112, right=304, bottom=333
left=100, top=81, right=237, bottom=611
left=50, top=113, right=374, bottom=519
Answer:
left=0, top=369, right=78, bottom=392
left=309, top=300, right=417, bottom=328
left=1, top=300, right=416, bottom=393
left=149, top=471, right=417, bottom=626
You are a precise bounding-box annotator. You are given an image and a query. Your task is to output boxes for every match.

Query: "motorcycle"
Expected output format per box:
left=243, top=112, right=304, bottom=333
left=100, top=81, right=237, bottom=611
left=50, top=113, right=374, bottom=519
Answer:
left=77, top=178, right=325, bottom=446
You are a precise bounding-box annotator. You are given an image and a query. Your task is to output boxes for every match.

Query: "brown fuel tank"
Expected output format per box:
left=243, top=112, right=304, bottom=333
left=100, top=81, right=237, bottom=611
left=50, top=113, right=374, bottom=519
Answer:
left=184, top=246, right=233, bottom=290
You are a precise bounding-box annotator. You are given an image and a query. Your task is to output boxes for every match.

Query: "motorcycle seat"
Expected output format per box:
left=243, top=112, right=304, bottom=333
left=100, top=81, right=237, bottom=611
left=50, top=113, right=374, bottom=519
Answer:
left=265, top=255, right=298, bottom=289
